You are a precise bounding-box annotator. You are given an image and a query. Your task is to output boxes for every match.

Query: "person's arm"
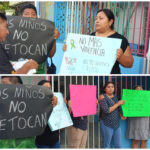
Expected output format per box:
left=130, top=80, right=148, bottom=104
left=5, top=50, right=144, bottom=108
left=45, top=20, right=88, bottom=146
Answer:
left=63, top=44, right=67, bottom=52
left=118, top=99, right=127, bottom=120
left=99, top=94, right=104, bottom=101
left=109, top=100, right=125, bottom=113
left=49, top=40, right=56, bottom=57
left=67, top=100, right=72, bottom=114
left=49, top=28, right=59, bottom=58
left=99, top=94, right=125, bottom=114
left=66, top=95, right=72, bottom=114
left=14, top=60, right=38, bottom=74
left=117, top=46, right=134, bottom=68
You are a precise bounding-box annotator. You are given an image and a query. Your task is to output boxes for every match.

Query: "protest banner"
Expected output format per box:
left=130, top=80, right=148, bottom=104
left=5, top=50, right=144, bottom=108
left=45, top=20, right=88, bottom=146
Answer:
left=69, top=84, right=97, bottom=117
left=0, top=84, right=53, bottom=139
left=59, top=33, right=122, bottom=74
left=122, top=89, right=150, bottom=117
left=2, top=16, right=55, bottom=63
left=48, top=92, right=73, bottom=131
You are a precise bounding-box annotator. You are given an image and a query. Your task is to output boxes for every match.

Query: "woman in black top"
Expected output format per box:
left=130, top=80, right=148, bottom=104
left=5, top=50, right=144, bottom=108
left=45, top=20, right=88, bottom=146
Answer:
left=63, top=9, right=133, bottom=74
left=91, top=9, right=133, bottom=74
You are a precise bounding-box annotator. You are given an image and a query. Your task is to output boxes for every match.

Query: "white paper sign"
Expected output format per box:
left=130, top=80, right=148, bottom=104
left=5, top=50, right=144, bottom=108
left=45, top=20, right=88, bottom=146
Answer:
left=48, top=92, right=73, bottom=131
left=59, top=33, right=122, bottom=74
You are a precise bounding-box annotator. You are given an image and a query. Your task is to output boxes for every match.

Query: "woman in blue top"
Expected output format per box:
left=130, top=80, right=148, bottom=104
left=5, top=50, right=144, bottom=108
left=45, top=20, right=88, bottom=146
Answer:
left=99, top=81, right=126, bottom=148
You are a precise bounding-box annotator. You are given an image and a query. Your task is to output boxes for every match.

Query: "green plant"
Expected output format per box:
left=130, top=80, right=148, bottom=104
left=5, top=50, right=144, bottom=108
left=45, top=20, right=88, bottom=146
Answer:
left=0, top=2, right=12, bottom=13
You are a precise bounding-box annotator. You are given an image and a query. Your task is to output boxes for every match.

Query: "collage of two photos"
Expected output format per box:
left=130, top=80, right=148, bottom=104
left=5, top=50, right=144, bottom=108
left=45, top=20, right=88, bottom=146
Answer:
left=0, top=0, right=150, bottom=149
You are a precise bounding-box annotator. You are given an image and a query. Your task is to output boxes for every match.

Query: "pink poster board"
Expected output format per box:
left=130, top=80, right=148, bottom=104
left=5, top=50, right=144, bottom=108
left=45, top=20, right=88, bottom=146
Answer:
left=69, top=84, right=97, bottom=117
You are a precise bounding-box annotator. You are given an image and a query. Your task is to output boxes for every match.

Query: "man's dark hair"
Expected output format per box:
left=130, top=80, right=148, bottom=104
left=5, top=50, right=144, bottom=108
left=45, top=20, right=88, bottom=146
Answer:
left=1, top=76, right=23, bottom=84
left=1, top=76, right=9, bottom=79
left=38, top=80, right=51, bottom=86
left=0, top=13, right=7, bottom=21
left=20, top=4, right=37, bottom=15
left=9, top=76, right=23, bottom=84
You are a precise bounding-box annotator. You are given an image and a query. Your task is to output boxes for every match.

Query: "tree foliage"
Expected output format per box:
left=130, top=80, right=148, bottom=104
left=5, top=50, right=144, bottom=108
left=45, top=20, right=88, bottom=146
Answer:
left=0, top=2, right=12, bottom=13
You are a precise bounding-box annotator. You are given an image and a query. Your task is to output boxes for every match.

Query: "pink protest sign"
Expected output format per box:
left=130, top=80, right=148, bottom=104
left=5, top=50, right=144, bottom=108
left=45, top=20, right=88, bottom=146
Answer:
left=69, top=84, right=97, bottom=117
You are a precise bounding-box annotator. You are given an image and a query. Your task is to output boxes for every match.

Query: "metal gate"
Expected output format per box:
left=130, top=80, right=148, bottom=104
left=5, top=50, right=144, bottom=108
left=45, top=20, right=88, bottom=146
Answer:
left=19, top=75, right=150, bottom=148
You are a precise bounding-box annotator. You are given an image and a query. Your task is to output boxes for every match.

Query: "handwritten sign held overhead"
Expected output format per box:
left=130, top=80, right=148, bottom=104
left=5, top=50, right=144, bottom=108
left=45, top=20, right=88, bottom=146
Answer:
left=122, top=89, right=150, bottom=117
left=48, top=92, right=73, bottom=131
left=59, top=33, right=122, bottom=74
left=0, top=84, right=53, bottom=139
left=70, top=84, right=97, bottom=117
left=3, top=16, right=55, bottom=63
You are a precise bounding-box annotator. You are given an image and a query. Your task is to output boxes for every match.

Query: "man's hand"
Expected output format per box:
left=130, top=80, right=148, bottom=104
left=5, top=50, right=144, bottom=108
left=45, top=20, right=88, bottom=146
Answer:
left=24, top=60, right=38, bottom=70
left=15, top=60, right=38, bottom=74
left=52, top=95, right=58, bottom=107
left=54, top=28, right=59, bottom=40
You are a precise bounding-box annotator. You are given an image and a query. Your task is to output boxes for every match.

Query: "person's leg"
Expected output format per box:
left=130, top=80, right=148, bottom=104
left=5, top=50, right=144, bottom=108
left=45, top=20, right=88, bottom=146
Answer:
left=140, top=140, right=147, bottom=148
left=100, top=121, right=113, bottom=148
left=113, top=127, right=121, bottom=148
left=49, top=141, right=61, bottom=148
left=68, top=126, right=83, bottom=148
left=36, top=141, right=60, bottom=149
left=132, top=140, right=140, bottom=148
left=79, top=129, right=88, bottom=148
left=66, top=126, right=72, bottom=147
left=36, top=144, right=51, bottom=148
left=100, top=120, right=104, bottom=147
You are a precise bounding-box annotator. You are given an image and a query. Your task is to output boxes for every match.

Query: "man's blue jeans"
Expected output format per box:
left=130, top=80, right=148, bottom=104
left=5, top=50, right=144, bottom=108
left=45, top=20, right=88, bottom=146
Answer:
left=100, top=120, right=121, bottom=148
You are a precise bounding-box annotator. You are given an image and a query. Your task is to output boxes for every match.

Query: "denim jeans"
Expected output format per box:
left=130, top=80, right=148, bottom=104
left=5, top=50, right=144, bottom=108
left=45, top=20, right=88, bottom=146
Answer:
left=100, top=120, right=121, bottom=148
left=36, top=141, right=60, bottom=148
